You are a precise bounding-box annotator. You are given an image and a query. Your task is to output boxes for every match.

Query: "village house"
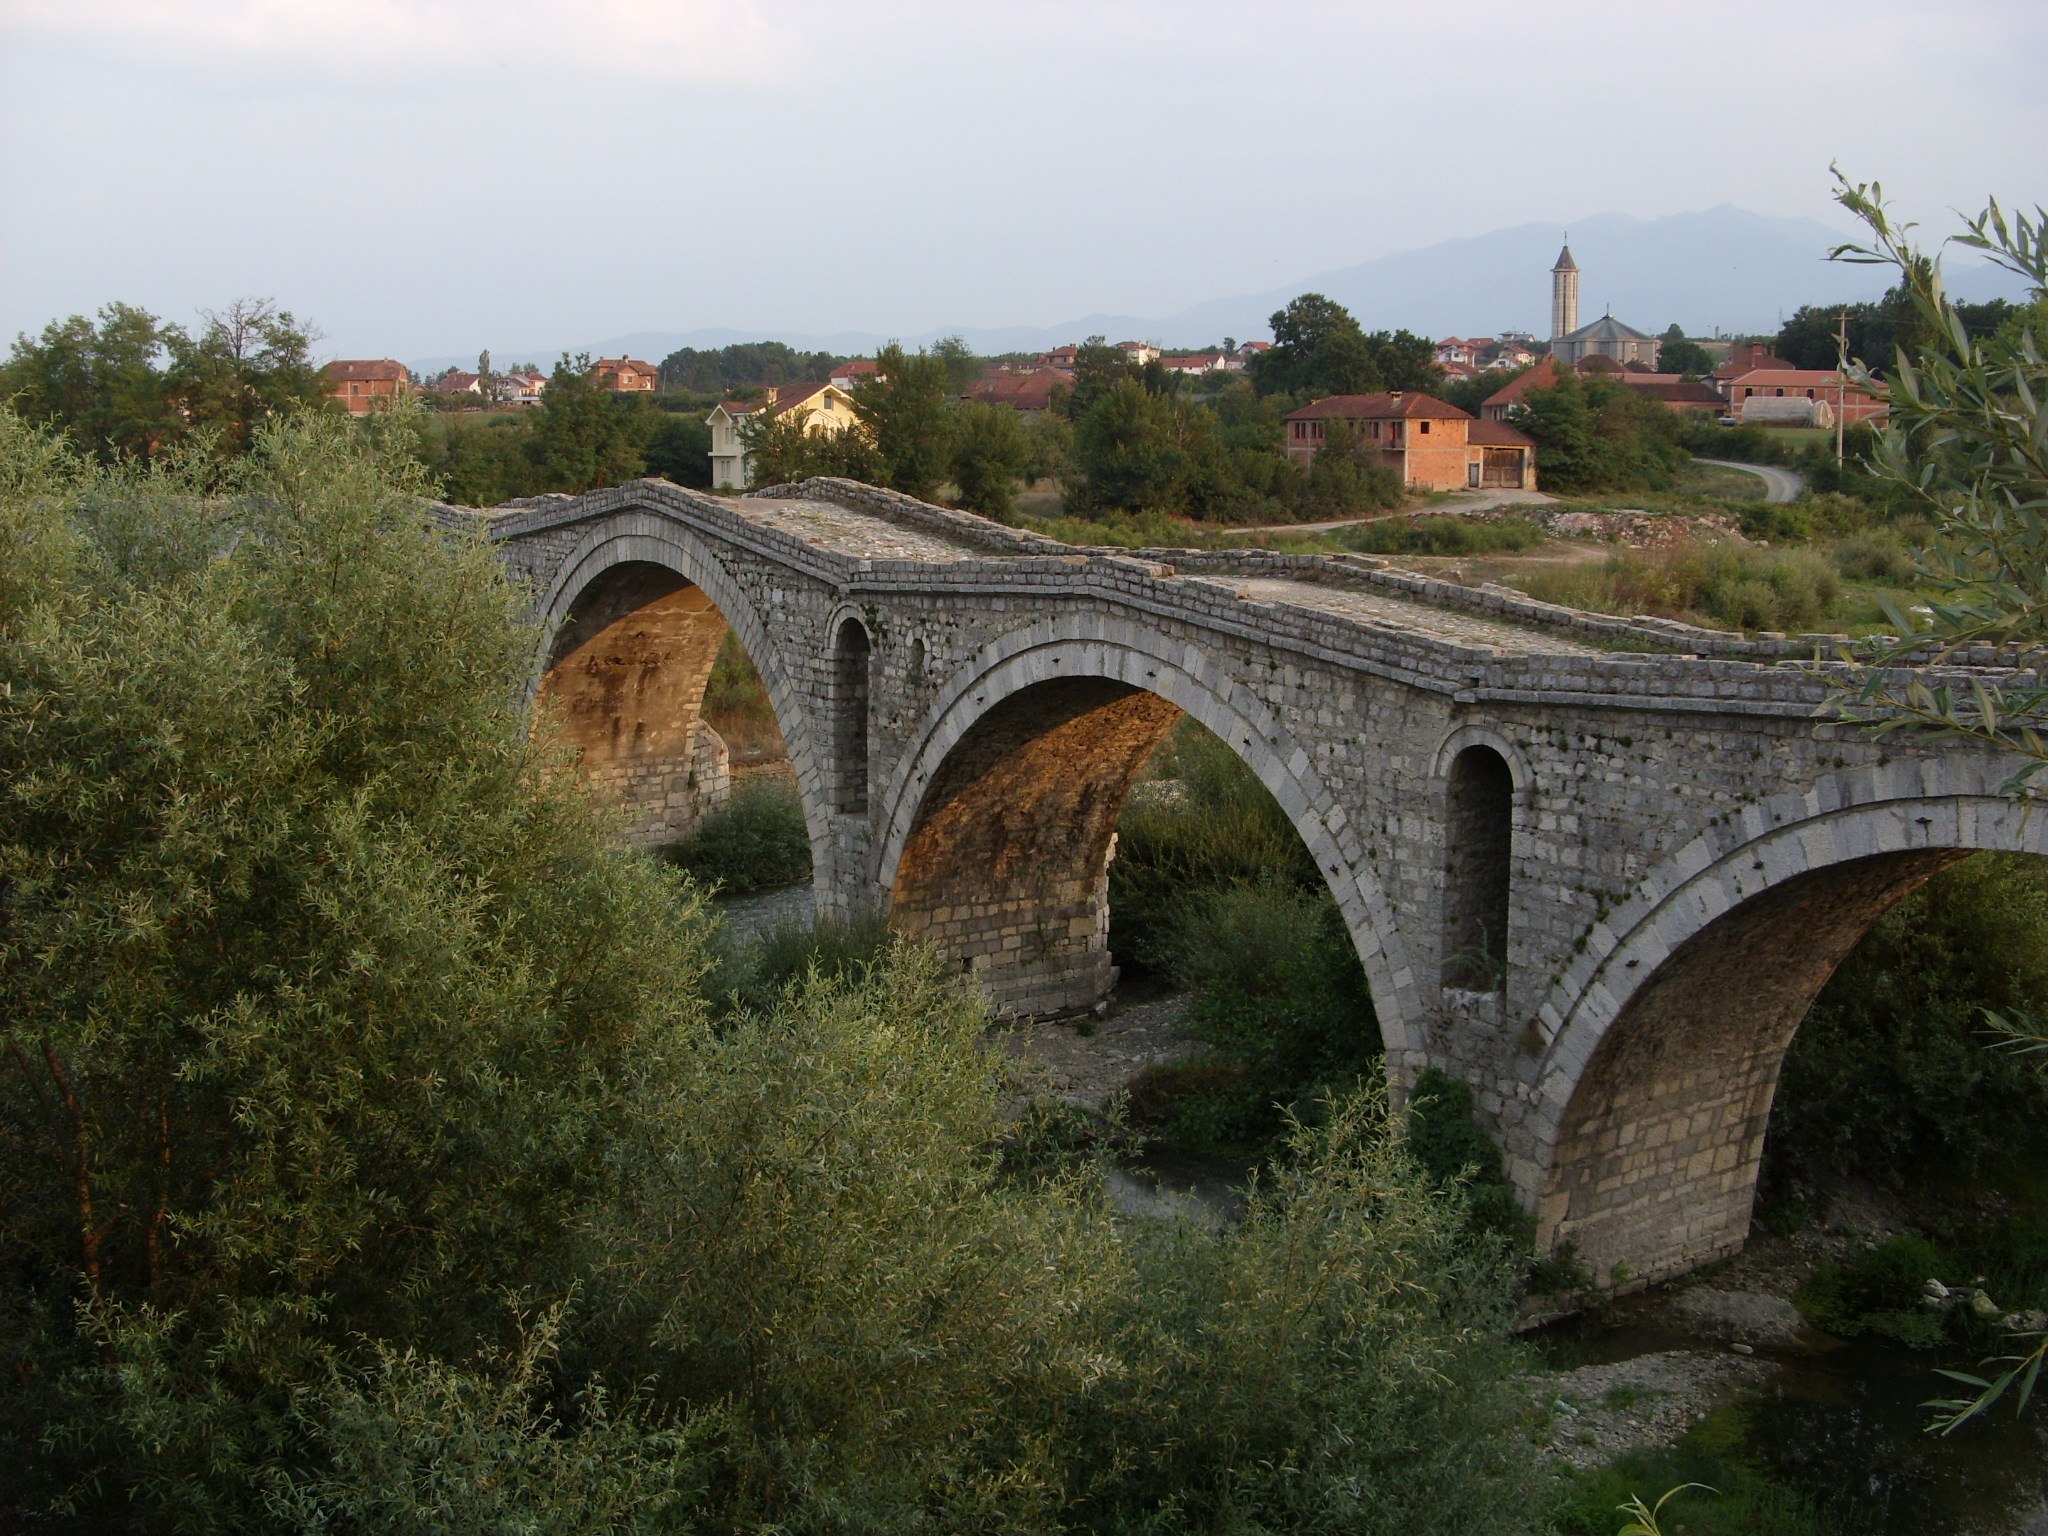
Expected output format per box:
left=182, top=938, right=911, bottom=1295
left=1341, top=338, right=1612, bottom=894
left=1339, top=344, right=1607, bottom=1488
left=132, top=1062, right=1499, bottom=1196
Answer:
left=500, top=368, right=547, bottom=406
left=1720, top=368, right=1888, bottom=426
left=1114, top=340, right=1161, bottom=366
left=705, top=381, right=859, bottom=491
left=1035, top=344, right=1079, bottom=372
left=320, top=359, right=412, bottom=415
left=434, top=370, right=482, bottom=399
left=829, top=359, right=880, bottom=390
left=1160, top=353, right=1224, bottom=377
left=592, top=357, right=658, bottom=392
left=1284, top=391, right=1537, bottom=491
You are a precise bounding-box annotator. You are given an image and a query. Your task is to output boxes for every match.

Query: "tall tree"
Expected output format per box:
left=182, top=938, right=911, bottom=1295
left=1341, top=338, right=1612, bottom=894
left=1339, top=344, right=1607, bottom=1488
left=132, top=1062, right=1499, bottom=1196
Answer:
left=948, top=400, right=1031, bottom=515
left=850, top=344, right=954, bottom=499
left=1656, top=336, right=1715, bottom=377
left=1069, top=376, right=1183, bottom=514
left=1249, top=294, right=1380, bottom=398
left=1, top=303, right=185, bottom=465
left=166, top=298, right=326, bottom=456
left=525, top=354, right=649, bottom=491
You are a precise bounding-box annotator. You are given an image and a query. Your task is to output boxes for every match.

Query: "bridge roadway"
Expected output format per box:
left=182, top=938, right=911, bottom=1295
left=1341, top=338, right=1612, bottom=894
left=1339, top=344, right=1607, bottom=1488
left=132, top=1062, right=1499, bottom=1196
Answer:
left=482, top=475, right=2037, bottom=1297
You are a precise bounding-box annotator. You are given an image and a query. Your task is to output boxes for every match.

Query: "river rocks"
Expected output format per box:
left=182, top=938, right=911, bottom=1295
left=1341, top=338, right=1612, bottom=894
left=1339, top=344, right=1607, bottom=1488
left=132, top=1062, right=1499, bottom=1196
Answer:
left=1536, top=1350, right=1776, bottom=1470
left=1666, top=1286, right=1814, bottom=1348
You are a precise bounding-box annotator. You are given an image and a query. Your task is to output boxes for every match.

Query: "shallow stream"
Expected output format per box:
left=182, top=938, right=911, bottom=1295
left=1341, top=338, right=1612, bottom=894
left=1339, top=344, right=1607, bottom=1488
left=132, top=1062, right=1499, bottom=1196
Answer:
left=1546, top=1297, right=2048, bottom=1533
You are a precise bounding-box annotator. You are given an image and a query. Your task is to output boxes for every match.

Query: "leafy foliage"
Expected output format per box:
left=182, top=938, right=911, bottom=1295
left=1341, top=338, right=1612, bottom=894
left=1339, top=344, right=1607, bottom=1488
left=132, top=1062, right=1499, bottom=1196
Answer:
left=1822, top=177, right=2048, bottom=782
left=1770, top=853, right=2048, bottom=1181
left=660, top=775, right=812, bottom=896
left=1, top=298, right=326, bottom=467
left=1510, top=368, right=1686, bottom=494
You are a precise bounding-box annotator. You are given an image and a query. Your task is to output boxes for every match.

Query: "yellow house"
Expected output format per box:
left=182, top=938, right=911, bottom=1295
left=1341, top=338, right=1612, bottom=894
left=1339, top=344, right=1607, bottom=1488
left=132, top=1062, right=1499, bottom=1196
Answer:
left=706, top=381, right=859, bottom=491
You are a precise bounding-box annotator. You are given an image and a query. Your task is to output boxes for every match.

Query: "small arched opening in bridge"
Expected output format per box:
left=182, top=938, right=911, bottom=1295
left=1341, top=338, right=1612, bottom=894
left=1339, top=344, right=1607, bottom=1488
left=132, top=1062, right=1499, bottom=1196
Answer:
left=535, top=559, right=793, bottom=851
left=1529, top=774, right=2045, bottom=1293
left=832, top=617, right=872, bottom=815
left=879, top=666, right=1384, bottom=1085
left=1441, top=744, right=1514, bottom=992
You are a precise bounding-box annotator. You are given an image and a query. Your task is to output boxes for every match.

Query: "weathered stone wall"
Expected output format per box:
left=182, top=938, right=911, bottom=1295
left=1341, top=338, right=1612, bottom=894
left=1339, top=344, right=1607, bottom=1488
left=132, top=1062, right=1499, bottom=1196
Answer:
left=534, top=565, right=735, bottom=845
left=480, top=476, right=2041, bottom=1292
left=891, top=678, right=1181, bottom=1015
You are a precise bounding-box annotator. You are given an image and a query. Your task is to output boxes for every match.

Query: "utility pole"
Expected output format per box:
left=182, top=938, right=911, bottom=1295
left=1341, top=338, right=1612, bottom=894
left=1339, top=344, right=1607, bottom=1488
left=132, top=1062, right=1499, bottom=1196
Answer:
left=1835, top=309, right=1849, bottom=469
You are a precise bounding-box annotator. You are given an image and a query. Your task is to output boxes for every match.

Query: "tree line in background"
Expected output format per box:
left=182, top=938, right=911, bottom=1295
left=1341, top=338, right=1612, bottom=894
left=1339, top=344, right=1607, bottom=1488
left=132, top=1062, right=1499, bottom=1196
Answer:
left=0, top=299, right=327, bottom=468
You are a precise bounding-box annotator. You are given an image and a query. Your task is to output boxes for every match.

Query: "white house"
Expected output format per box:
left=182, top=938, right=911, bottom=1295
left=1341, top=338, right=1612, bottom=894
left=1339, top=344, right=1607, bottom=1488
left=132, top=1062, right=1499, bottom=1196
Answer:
left=706, top=381, right=859, bottom=491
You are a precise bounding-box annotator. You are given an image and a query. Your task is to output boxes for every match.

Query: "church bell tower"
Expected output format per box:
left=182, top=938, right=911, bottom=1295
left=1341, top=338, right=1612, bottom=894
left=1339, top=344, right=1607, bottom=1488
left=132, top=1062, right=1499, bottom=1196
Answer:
left=1551, top=240, right=1580, bottom=343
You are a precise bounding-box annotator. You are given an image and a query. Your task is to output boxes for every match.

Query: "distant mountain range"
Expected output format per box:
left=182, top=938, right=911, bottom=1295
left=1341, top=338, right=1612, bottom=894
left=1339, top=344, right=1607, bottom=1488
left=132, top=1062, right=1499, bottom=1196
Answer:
left=408, top=204, right=2030, bottom=374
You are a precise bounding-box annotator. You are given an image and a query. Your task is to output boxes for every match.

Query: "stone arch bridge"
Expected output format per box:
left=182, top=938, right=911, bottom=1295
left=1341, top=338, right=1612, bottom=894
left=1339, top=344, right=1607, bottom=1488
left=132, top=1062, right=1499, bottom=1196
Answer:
left=478, top=476, right=2034, bottom=1293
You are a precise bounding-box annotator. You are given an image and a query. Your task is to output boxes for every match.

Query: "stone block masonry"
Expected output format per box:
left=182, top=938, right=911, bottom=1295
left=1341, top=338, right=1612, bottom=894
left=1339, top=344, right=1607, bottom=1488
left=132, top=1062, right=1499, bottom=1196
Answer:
left=480, top=475, right=2043, bottom=1296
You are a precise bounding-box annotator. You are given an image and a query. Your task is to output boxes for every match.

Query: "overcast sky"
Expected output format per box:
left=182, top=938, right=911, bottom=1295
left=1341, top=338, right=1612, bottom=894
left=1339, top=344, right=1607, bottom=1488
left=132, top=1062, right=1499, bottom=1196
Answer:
left=3, top=0, right=2043, bottom=359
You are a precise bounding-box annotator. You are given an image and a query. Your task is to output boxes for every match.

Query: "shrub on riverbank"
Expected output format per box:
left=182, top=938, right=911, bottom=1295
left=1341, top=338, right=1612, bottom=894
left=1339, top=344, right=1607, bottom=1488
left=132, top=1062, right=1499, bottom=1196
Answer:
left=661, top=773, right=811, bottom=894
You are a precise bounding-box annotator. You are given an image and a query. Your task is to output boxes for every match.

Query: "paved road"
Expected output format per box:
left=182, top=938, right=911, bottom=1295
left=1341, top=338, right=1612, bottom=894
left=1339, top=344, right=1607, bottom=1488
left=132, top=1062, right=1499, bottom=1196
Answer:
left=1695, top=458, right=1806, bottom=504
left=1233, top=486, right=1553, bottom=535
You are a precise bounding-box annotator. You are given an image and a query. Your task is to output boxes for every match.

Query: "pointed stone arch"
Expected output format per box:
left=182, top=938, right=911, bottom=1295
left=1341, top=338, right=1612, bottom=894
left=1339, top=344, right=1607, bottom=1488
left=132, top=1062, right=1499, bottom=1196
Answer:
left=528, top=515, right=829, bottom=857
left=1523, top=753, right=2045, bottom=1289
left=871, top=613, right=1425, bottom=1061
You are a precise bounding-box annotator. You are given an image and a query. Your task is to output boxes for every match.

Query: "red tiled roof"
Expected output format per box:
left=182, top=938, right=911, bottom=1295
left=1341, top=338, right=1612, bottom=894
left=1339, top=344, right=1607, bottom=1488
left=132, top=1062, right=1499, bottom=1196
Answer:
left=715, top=381, right=838, bottom=419
left=831, top=360, right=880, bottom=377
left=965, top=368, right=1069, bottom=411
left=1481, top=356, right=1564, bottom=409
left=1724, top=368, right=1884, bottom=393
left=322, top=359, right=408, bottom=382
left=1285, top=391, right=1471, bottom=422
left=1467, top=420, right=1536, bottom=448
left=1623, top=379, right=1725, bottom=406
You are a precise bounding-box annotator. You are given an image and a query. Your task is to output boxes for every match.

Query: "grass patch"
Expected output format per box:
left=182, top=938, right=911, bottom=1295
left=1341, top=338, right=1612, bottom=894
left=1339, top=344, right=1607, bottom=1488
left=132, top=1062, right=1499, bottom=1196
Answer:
left=1326, top=513, right=1545, bottom=557
left=661, top=775, right=811, bottom=895
left=707, top=908, right=893, bottom=1017
left=1550, top=1407, right=1831, bottom=1536
left=1676, top=459, right=1770, bottom=499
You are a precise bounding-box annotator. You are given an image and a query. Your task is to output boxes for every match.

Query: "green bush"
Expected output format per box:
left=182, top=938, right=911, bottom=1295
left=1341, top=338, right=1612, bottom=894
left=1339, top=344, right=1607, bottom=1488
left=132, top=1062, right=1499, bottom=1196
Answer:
left=708, top=906, right=893, bottom=1016
left=1109, top=718, right=1320, bottom=969
left=1406, top=1067, right=1537, bottom=1254
left=1159, top=879, right=1379, bottom=1141
left=660, top=774, right=811, bottom=894
left=1797, top=1235, right=1954, bottom=1346
left=1831, top=526, right=1917, bottom=584
left=1336, top=513, right=1544, bottom=556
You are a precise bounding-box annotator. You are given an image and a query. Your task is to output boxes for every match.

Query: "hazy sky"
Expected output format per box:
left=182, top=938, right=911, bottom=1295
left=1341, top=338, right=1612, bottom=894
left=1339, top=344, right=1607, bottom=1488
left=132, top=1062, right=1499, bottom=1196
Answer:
left=3, top=1, right=2043, bottom=359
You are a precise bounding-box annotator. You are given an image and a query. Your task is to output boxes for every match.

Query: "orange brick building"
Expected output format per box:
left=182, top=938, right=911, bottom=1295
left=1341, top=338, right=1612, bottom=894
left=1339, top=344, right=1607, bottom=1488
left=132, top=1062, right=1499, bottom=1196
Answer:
left=1284, top=391, right=1537, bottom=491
left=321, top=359, right=412, bottom=415
left=593, top=357, right=658, bottom=392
